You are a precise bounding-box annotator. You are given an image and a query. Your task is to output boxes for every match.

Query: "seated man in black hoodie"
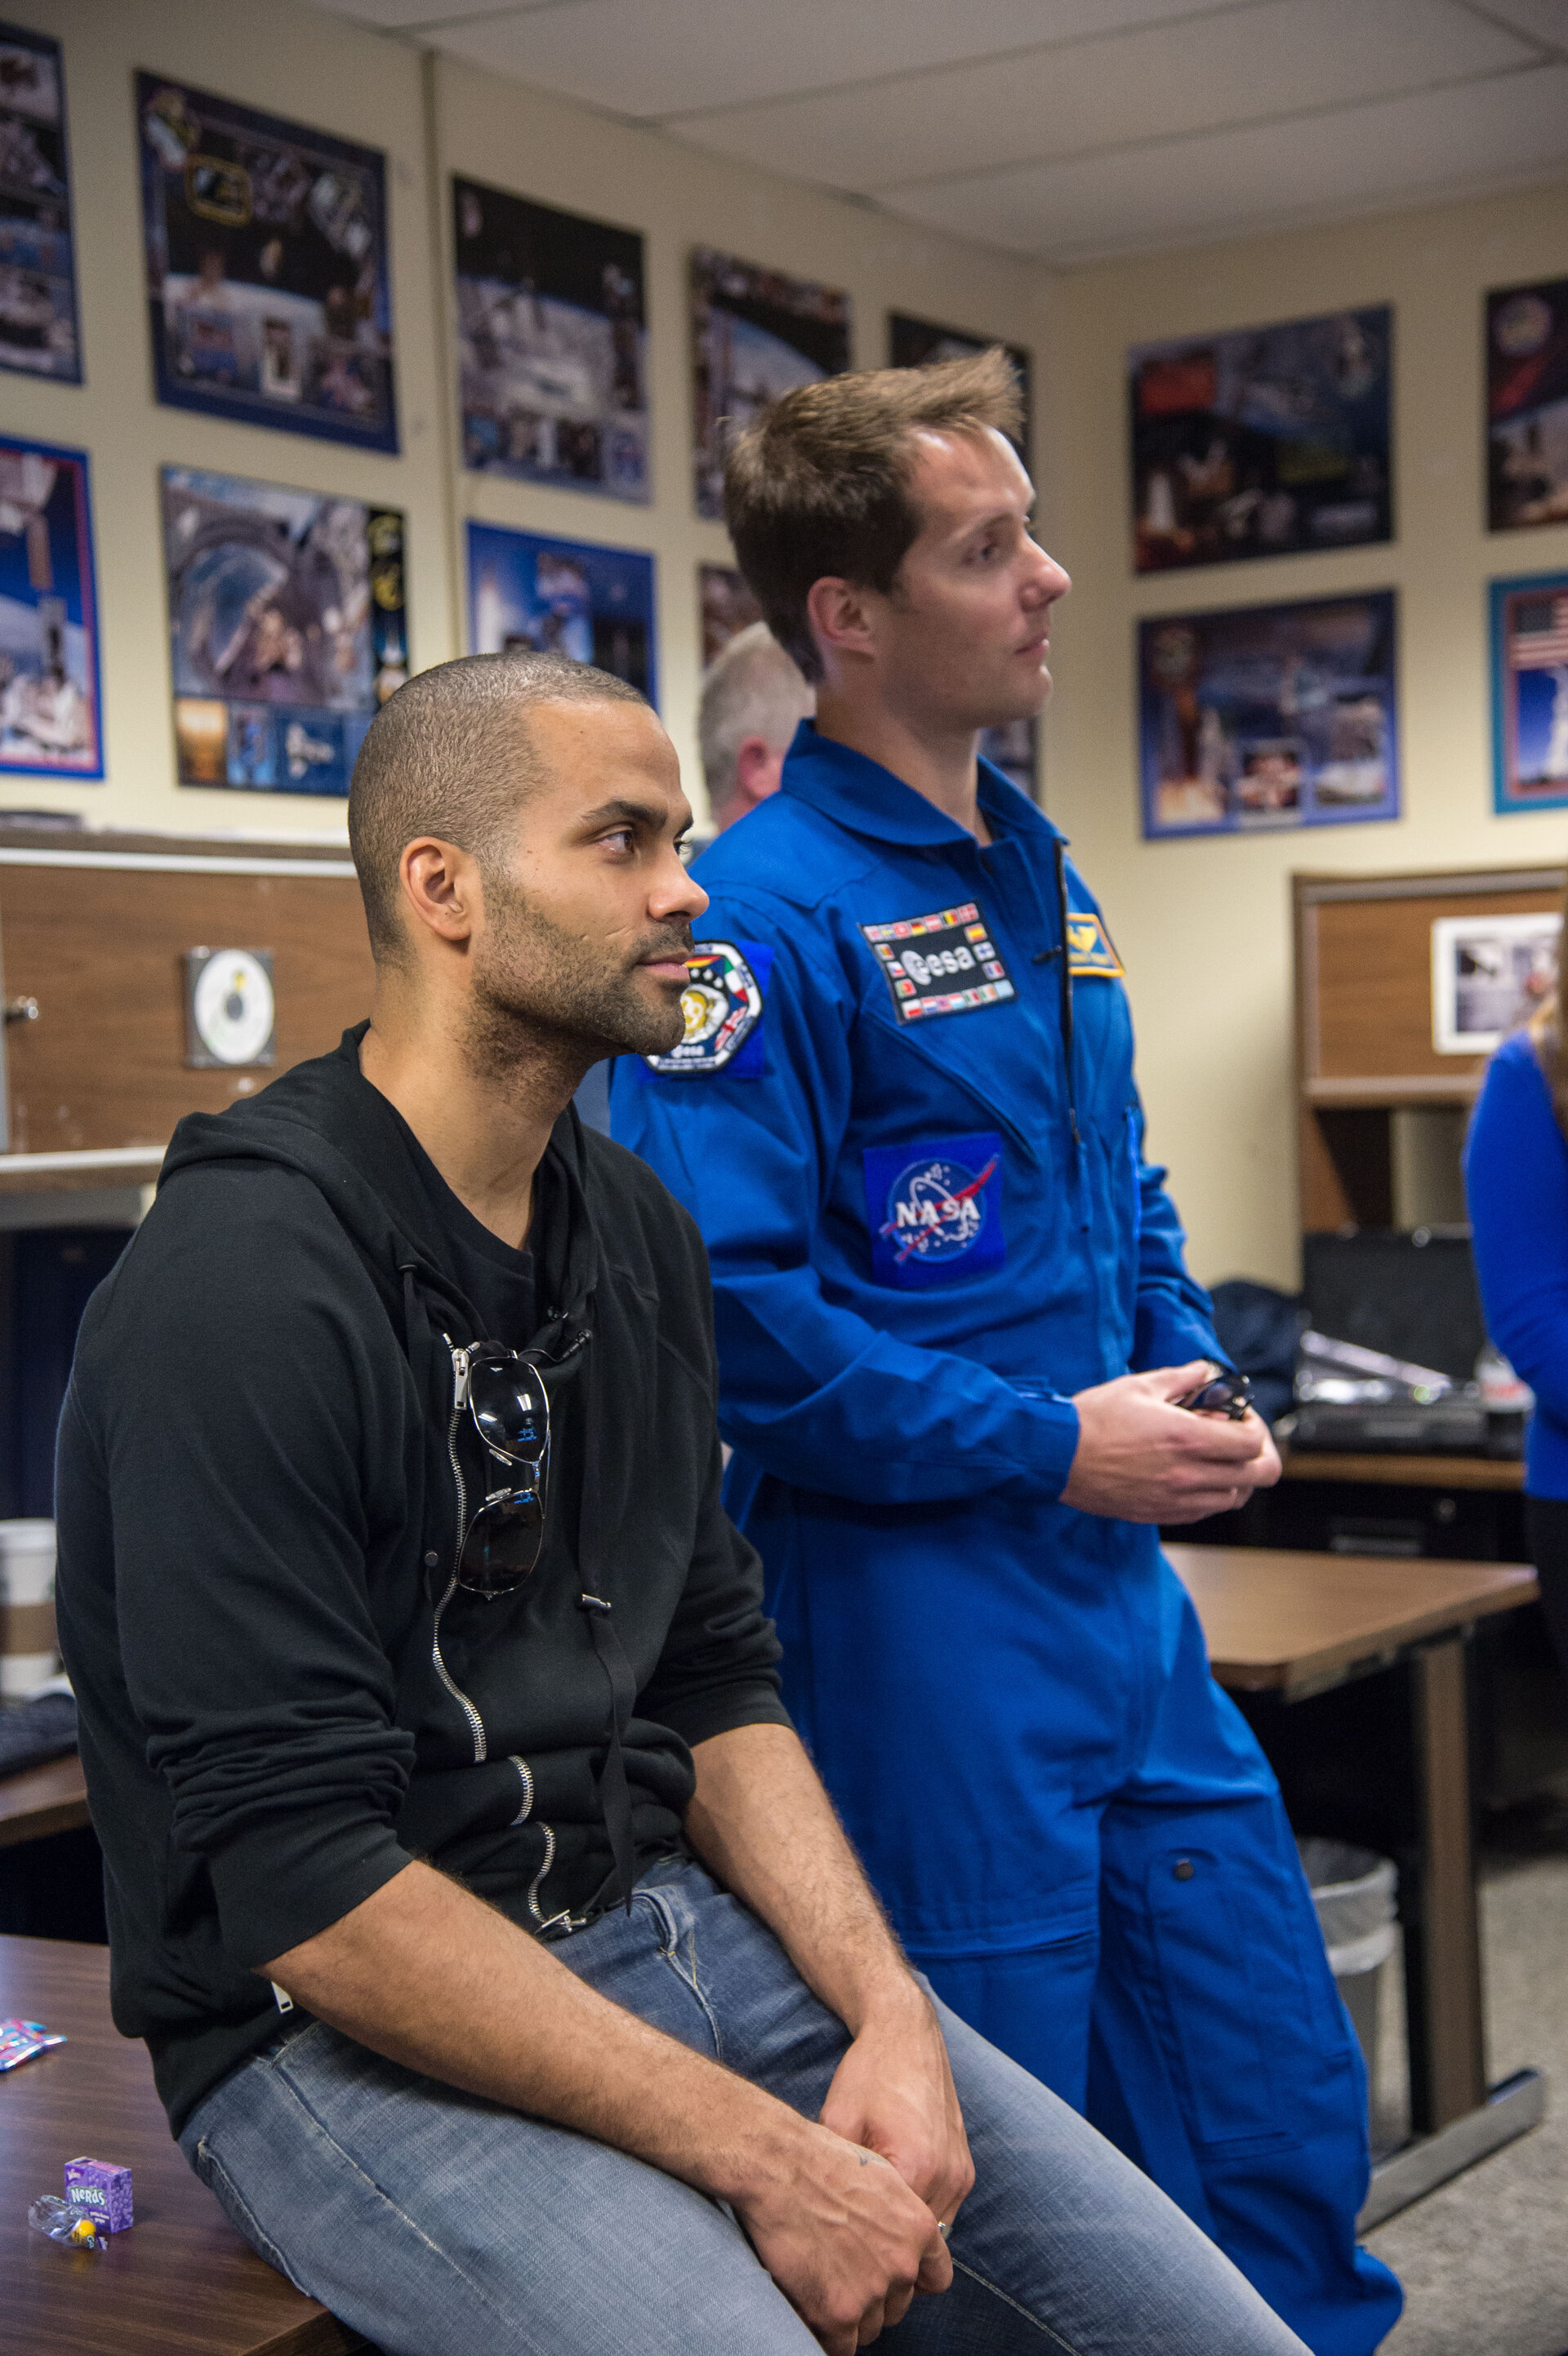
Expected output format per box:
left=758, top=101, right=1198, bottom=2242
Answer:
left=56, top=652, right=1306, bottom=2356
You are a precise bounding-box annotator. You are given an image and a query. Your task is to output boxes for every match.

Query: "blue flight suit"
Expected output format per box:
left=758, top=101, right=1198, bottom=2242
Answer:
left=612, top=724, right=1400, bottom=2354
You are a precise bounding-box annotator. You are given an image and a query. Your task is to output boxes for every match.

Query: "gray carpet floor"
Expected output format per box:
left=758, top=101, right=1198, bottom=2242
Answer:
left=1365, top=1815, right=1568, bottom=2355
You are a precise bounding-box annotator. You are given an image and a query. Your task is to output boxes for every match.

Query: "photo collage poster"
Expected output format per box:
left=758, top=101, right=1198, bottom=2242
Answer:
left=0, top=435, right=101, bottom=777
left=1490, top=572, right=1568, bottom=814
left=468, top=523, right=656, bottom=707
left=162, top=466, right=407, bottom=795
left=1138, top=590, right=1398, bottom=840
left=0, top=20, right=79, bottom=384
left=1129, top=307, right=1392, bottom=573
left=137, top=75, right=397, bottom=452
left=454, top=177, right=648, bottom=502
left=1487, top=278, right=1568, bottom=535
left=888, top=313, right=1032, bottom=463
left=697, top=561, right=1036, bottom=800
left=691, top=250, right=851, bottom=520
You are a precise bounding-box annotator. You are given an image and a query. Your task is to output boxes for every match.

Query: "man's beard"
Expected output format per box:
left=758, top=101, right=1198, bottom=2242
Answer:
left=464, top=869, right=693, bottom=1080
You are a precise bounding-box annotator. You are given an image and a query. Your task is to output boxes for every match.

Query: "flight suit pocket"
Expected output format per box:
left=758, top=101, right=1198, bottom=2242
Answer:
left=1144, top=1844, right=1305, bottom=2154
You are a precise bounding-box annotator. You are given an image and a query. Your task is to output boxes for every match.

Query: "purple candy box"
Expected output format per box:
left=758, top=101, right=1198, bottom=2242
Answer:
left=65, top=2157, right=133, bottom=2234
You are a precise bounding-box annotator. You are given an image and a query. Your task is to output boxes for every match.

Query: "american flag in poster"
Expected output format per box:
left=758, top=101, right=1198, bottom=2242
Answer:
left=1512, top=593, right=1568, bottom=668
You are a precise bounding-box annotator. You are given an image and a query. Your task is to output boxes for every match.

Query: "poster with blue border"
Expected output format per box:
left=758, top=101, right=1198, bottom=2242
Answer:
left=0, top=20, right=80, bottom=384
left=0, top=435, right=102, bottom=780
left=1491, top=571, right=1568, bottom=813
left=1138, top=590, right=1398, bottom=840
left=162, top=465, right=408, bottom=796
left=137, top=74, right=397, bottom=453
left=467, top=522, right=657, bottom=707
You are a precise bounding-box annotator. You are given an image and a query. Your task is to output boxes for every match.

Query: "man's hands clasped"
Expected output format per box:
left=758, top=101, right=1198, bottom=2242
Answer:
left=733, top=1978, right=973, bottom=2354
left=1062, top=1358, right=1281, bottom=1524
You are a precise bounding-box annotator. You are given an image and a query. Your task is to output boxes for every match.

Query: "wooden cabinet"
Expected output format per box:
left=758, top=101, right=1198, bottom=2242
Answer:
left=1294, top=865, right=1565, bottom=1231
left=0, top=827, right=375, bottom=1189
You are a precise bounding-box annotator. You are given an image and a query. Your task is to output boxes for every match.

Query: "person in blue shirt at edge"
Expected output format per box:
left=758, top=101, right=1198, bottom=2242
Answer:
left=1466, top=889, right=1568, bottom=1684
left=611, top=350, right=1402, bottom=2356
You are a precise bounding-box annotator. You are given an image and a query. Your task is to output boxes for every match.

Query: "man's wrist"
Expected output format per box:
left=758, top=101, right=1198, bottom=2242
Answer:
left=833, top=1953, right=928, bottom=2042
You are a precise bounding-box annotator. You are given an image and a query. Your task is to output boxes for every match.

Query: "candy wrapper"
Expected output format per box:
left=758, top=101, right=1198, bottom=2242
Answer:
left=29, top=2193, right=106, bottom=2251
left=0, top=2017, right=66, bottom=2071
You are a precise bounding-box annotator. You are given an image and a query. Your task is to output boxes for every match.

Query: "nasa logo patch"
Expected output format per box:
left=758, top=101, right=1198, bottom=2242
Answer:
left=1065, top=911, right=1125, bottom=978
left=860, top=901, right=1015, bottom=1023
left=642, top=939, right=771, bottom=1079
left=863, top=1132, right=1005, bottom=1288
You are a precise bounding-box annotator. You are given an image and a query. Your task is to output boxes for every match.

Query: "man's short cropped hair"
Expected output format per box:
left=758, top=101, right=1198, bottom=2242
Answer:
left=348, top=651, right=646, bottom=964
left=698, top=623, right=813, bottom=822
left=723, top=348, right=1025, bottom=684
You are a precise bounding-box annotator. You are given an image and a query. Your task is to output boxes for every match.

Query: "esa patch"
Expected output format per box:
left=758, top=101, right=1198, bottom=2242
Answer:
left=860, top=901, right=1015, bottom=1023
left=1065, top=911, right=1125, bottom=978
left=863, top=1133, right=1005, bottom=1288
left=642, top=940, right=772, bottom=1079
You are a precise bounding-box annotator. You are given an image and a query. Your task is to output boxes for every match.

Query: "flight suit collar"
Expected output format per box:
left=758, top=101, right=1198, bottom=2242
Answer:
left=779, top=720, right=1066, bottom=853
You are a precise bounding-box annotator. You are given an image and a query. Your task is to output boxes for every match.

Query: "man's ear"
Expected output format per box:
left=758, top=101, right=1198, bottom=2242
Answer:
left=399, top=837, right=482, bottom=950
left=805, top=576, right=879, bottom=670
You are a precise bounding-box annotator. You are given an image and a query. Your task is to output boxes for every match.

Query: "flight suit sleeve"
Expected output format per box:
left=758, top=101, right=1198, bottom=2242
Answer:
left=612, top=904, right=1083, bottom=1506
left=1128, top=1096, right=1227, bottom=1374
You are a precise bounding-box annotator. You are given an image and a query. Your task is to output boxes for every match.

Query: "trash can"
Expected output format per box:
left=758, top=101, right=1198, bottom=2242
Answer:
left=1298, top=1837, right=1399, bottom=2090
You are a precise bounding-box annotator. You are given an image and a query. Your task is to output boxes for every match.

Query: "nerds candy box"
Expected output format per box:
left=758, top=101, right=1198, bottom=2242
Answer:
left=65, top=2157, right=133, bottom=2234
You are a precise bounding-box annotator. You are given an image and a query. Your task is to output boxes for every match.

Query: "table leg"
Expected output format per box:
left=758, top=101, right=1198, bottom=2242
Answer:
left=1403, top=1636, right=1486, bottom=2132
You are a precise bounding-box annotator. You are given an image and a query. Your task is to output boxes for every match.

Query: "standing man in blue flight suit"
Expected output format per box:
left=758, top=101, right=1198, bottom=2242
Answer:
left=612, top=351, right=1400, bottom=2356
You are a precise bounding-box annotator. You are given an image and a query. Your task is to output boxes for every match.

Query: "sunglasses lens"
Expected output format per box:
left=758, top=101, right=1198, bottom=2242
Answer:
left=468, top=1357, right=549, bottom=1471
left=457, top=1490, right=545, bottom=1596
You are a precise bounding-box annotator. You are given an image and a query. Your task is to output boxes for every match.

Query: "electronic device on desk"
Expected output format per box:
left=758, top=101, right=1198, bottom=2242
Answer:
left=1278, top=1330, right=1525, bottom=1458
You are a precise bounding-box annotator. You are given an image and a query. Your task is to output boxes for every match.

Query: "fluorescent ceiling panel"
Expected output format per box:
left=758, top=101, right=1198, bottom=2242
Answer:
left=674, top=0, right=1535, bottom=192
left=886, top=60, right=1568, bottom=260
left=312, top=1, right=552, bottom=23
left=430, top=0, right=1229, bottom=120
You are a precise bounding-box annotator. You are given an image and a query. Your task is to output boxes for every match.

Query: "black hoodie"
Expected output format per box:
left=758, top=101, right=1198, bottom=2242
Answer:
left=56, top=1029, right=788, bottom=2136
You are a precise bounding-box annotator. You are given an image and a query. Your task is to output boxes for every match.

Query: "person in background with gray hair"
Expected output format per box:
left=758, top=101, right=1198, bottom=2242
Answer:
left=700, top=621, right=813, bottom=831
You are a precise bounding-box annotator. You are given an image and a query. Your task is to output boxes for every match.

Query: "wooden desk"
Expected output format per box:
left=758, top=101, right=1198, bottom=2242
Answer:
left=0, top=1755, right=91, bottom=1851
left=1172, top=1544, right=1544, bottom=2228
left=0, top=1935, right=366, bottom=2356
left=1280, top=1450, right=1524, bottom=1493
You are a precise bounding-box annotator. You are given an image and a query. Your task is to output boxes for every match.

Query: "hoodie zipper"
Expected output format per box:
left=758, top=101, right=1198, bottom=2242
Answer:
left=433, top=1343, right=488, bottom=1764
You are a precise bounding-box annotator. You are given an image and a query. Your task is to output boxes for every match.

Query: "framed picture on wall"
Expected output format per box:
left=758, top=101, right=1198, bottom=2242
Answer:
left=1138, top=590, right=1398, bottom=840
left=452, top=178, right=648, bottom=503
left=888, top=314, right=1031, bottom=462
left=1486, top=278, right=1568, bottom=534
left=690, top=250, right=850, bottom=521
left=0, top=435, right=101, bottom=779
left=161, top=465, right=407, bottom=795
left=0, top=20, right=81, bottom=384
left=1128, top=307, right=1392, bottom=573
left=468, top=523, right=656, bottom=707
left=698, top=561, right=762, bottom=667
left=1431, top=911, right=1559, bottom=1054
left=136, top=75, right=397, bottom=452
left=1490, top=570, right=1568, bottom=813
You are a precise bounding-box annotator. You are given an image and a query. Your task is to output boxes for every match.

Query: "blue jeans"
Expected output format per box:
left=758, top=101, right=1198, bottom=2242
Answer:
left=180, top=1859, right=1308, bottom=2355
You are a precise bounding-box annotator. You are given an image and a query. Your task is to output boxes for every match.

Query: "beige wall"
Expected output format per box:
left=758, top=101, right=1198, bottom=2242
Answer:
left=0, top=0, right=1049, bottom=839
left=0, top=0, right=450, bottom=841
left=1045, top=183, right=1568, bottom=1294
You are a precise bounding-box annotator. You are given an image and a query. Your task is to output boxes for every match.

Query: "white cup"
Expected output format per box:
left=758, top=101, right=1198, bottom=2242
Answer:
left=0, top=1519, right=59, bottom=1701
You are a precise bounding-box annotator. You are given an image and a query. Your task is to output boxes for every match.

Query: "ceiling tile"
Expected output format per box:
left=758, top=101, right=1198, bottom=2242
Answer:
left=1459, top=0, right=1568, bottom=49
left=884, top=60, right=1568, bottom=260
left=674, top=0, right=1535, bottom=193
left=430, top=0, right=1227, bottom=120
